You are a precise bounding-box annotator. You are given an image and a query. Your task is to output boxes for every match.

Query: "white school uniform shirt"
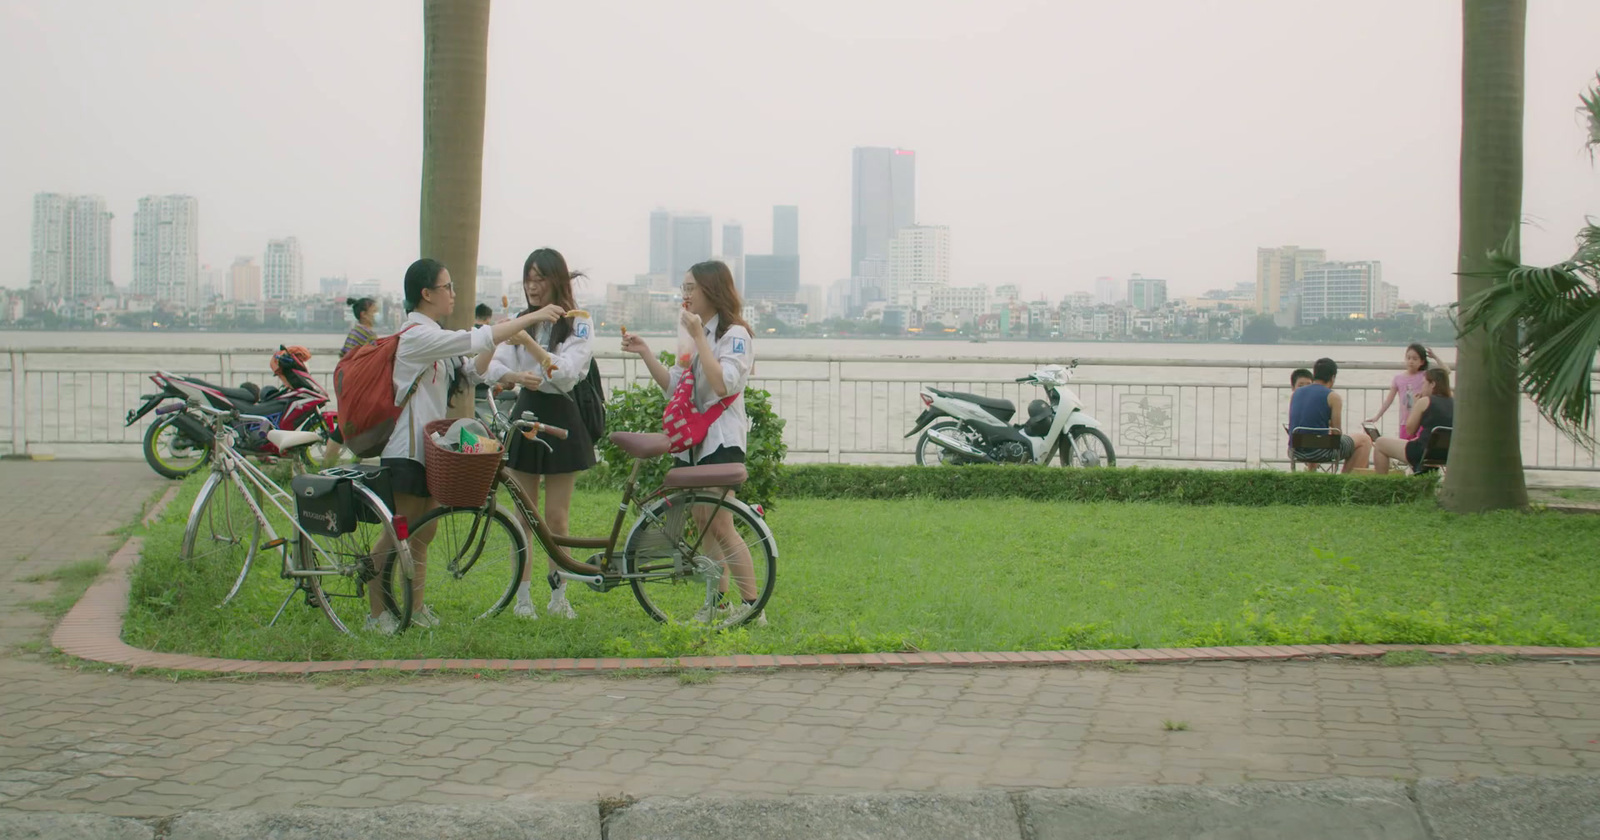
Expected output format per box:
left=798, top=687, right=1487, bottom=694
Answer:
left=383, top=311, right=494, bottom=463
left=664, top=315, right=754, bottom=461
left=483, top=315, right=595, bottom=396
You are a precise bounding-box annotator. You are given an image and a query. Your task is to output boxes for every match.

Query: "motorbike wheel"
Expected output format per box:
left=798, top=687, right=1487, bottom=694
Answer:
left=915, top=418, right=983, bottom=466
left=1061, top=428, right=1116, bottom=468
left=143, top=413, right=212, bottom=479
left=294, top=414, right=343, bottom=471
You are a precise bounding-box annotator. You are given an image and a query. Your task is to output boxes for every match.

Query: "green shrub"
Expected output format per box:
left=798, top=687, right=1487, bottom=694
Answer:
left=585, top=361, right=788, bottom=508
left=778, top=464, right=1438, bottom=506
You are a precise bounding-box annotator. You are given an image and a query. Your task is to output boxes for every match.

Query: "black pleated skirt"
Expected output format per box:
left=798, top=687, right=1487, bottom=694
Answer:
left=505, top=388, right=595, bottom=475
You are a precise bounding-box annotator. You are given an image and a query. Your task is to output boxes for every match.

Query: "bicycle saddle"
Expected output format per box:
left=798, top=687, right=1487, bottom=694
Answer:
left=609, top=432, right=671, bottom=459
left=663, top=463, right=747, bottom=489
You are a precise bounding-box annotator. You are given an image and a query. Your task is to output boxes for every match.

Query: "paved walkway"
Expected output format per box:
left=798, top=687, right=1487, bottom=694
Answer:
left=0, top=461, right=1597, bottom=823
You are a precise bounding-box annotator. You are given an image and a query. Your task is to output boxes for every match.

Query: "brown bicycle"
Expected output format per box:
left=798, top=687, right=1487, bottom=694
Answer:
left=380, top=409, right=777, bottom=630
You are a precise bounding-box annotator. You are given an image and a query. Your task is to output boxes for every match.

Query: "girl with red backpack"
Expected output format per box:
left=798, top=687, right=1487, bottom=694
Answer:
left=473, top=248, right=596, bottom=621
left=362, top=258, right=563, bottom=635
left=620, top=260, right=765, bottom=626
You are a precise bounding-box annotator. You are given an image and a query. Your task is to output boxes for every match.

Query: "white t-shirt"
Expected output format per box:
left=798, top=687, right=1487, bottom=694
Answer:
left=383, top=311, right=493, bottom=462
left=665, top=315, right=754, bottom=462
left=484, top=315, right=595, bottom=395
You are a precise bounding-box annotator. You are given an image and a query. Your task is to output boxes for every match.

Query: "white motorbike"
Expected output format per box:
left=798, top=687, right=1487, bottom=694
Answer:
left=906, top=361, right=1116, bottom=467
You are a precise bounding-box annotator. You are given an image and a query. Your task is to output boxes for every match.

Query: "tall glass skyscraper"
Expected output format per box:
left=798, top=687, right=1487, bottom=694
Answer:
left=670, top=214, right=713, bottom=285
left=850, top=147, right=916, bottom=278
left=772, top=205, right=799, bottom=256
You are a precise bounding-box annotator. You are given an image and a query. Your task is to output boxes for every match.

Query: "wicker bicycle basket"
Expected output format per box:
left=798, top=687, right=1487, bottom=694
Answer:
left=422, top=419, right=501, bottom=507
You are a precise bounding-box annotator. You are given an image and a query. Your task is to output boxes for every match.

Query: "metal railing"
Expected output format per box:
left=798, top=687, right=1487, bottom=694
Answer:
left=4, top=346, right=1597, bottom=477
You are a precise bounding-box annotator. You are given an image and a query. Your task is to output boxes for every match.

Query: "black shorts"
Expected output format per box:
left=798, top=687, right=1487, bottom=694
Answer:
left=676, top=445, right=746, bottom=467
left=379, top=457, right=430, bottom=497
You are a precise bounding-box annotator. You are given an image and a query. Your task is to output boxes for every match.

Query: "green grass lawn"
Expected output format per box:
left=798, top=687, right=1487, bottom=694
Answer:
left=122, top=476, right=1600, bottom=662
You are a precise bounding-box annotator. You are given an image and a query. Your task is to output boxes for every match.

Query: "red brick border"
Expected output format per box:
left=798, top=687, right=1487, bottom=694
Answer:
left=50, top=486, right=1600, bottom=676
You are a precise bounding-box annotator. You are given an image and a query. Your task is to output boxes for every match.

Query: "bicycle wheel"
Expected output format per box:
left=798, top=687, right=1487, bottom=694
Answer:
left=301, top=489, right=413, bottom=635
left=180, top=472, right=265, bottom=606
left=623, top=492, right=776, bottom=628
left=397, top=505, right=527, bottom=623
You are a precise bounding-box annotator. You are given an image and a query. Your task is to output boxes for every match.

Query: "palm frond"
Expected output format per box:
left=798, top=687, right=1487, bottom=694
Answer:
left=1461, top=222, right=1600, bottom=444
left=1582, top=73, right=1600, bottom=154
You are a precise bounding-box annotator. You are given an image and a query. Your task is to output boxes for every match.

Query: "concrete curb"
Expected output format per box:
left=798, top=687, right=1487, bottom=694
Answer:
left=3, top=776, right=1597, bottom=840
left=45, top=483, right=1600, bottom=677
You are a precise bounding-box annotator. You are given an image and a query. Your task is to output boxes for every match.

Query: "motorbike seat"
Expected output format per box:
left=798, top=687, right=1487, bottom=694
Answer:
left=229, top=398, right=293, bottom=417
left=929, top=388, right=1015, bottom=418
left=187, top=378, right=262, bottom=404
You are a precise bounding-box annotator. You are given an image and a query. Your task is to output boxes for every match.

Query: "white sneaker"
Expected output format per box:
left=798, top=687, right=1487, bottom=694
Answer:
left=410, top=604, right=440, bottom=628
left=547, top=587, right=577, bottom=620
left=692, top=599, right=722, bottom=623
left=727, top=601, right=768, bottom=627
left=513, top=600, right=538, bottom=619
left=364, top=611, right=400, bottom=635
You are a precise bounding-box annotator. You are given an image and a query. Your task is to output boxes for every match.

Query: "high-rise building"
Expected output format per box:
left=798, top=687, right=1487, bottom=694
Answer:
left=1256, top=246, right=1326, bottom=323
left=744, top=255, right=800, bottom=303
left=851, top=147, right=916, bottom=277
left=228, top=257, right=262, bottom=302
left=1126, top=274, right=1168, bottom=311
left=263, top=236, right=304, bottom=301
left=721, top=222, right=744, bottom=291
left=1093, top=276, right=1121, bottom=305
left=477, top=265, right=505, bottom=306
left=797, top=284, right=823, bottom=319
left=1300, top=261, right=1382, bottom=324
left=319, top=276, right=349, bottom=297
left=1373, top=279, right=1400, bottom=318
left=132, top=195, right=199, bottom=306
left=773, top=205, right=799, bottom=256
left=200, top=264, right=226, bottom=302
left=670, top=214, right=712, bottom=285
left=30, top=193, right=113, bottom=300
left=649, top=209, right=671, bottom=274
left=887, top=224, right=950, bottom=305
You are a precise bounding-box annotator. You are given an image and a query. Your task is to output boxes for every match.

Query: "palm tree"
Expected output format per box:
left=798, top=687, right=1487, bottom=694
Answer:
left=1460, top=74, right=1600, bottom=446
left=419, top=0, right=492, bottom=335
left=1439, top=0, right=1529, bottom=514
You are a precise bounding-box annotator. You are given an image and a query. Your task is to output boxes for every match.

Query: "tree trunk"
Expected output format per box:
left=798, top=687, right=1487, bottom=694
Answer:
left=1440, top=0, right=1528, bottom=513
left=420, top=0, right=491, bottom=417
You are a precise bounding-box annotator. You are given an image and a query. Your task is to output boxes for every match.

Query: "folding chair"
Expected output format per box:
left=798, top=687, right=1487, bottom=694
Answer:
left=1286, top=425, right=1344, bottom=473
left=1415, top=426, right=1451, bottom=475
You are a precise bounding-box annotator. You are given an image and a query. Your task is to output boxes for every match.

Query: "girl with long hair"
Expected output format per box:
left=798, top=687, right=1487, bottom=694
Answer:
left=1373, top=368, right=1454, bottom=475
left=621, top=260, right=764, bottom=625
left=1367, top=343, right=1450, bottom=441
left=474, top=248, right=595, bottom=619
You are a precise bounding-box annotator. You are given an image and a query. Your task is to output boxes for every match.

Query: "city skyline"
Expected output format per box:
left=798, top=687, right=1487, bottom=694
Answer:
left=2, top=1, right=1597, bottom=305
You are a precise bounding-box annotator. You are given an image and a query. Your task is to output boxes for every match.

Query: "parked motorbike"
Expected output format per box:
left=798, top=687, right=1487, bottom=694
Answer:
left=906, top=360, right=1116, bottom=468
left=124, top=346, right=339, bottom=479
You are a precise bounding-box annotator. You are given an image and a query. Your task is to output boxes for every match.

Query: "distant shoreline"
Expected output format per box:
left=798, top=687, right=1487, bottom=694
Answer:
left=0, top=325, right=1417, bottom=348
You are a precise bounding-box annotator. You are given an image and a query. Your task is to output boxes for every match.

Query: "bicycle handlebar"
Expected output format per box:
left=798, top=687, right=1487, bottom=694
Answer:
left=517, top=419, right=569, bottom=440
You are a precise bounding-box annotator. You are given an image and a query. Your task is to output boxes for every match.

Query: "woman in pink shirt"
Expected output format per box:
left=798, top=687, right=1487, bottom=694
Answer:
left=1366, top=343, right=1449, bottom=441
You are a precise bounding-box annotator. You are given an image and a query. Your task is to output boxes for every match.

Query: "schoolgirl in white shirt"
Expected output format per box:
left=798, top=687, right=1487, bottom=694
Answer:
left=474, top=248, right=595, bottom=620
left=620, top=260, right=764, bottom=625
left=365, top=258, right=562, bottom=634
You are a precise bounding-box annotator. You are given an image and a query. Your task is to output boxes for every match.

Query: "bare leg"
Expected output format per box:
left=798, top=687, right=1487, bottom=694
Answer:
left=1343, top=432, right=1373, bottom=474
left=321, top=439, right=344, bottom=470
left=1373, top=437, right=1409, bottom=475
left=690, top=488, right=759, bottom=603
left=542, top=472, right=577, bottom=578
left=368, top=491, right=436, bottom=618
left=506, top=468, right=544, bottom=583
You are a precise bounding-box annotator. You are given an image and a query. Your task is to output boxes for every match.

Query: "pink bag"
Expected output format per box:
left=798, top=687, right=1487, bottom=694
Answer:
left=662, top=366, right=737, bottom=454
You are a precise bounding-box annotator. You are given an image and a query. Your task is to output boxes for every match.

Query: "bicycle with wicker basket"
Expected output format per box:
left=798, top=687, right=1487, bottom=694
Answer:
left=376, top=406, right=777, bottom=631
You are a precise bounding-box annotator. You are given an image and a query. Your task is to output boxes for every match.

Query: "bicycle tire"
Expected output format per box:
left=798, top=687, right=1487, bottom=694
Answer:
left=301, top=487, right=413, bottom=635
left=623, top=492, right=777, bottom=628
left=396, top=505, right=527, bottom=623
left=180, top=471, right=265, bottom=607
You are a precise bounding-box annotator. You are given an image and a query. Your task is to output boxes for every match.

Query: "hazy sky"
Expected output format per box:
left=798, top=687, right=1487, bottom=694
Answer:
left=4, top=0, right=1599, bottom=305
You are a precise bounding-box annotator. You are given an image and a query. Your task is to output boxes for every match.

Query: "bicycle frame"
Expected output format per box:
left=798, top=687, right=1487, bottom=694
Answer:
left=474, top=404, right=733, bottom=592
left=183, top=398, right=411, bottom=610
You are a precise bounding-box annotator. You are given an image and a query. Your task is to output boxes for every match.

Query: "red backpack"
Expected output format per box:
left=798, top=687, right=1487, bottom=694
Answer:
left=662, top=366, right=738, bottom=454
left=332, top=325, right=425, bottom=458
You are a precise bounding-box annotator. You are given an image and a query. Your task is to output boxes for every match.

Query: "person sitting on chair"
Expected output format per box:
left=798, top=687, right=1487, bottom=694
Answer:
left=1287, top=358, right=1372, bottom=473
left=1373, top=368, right=1453, bottom=475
